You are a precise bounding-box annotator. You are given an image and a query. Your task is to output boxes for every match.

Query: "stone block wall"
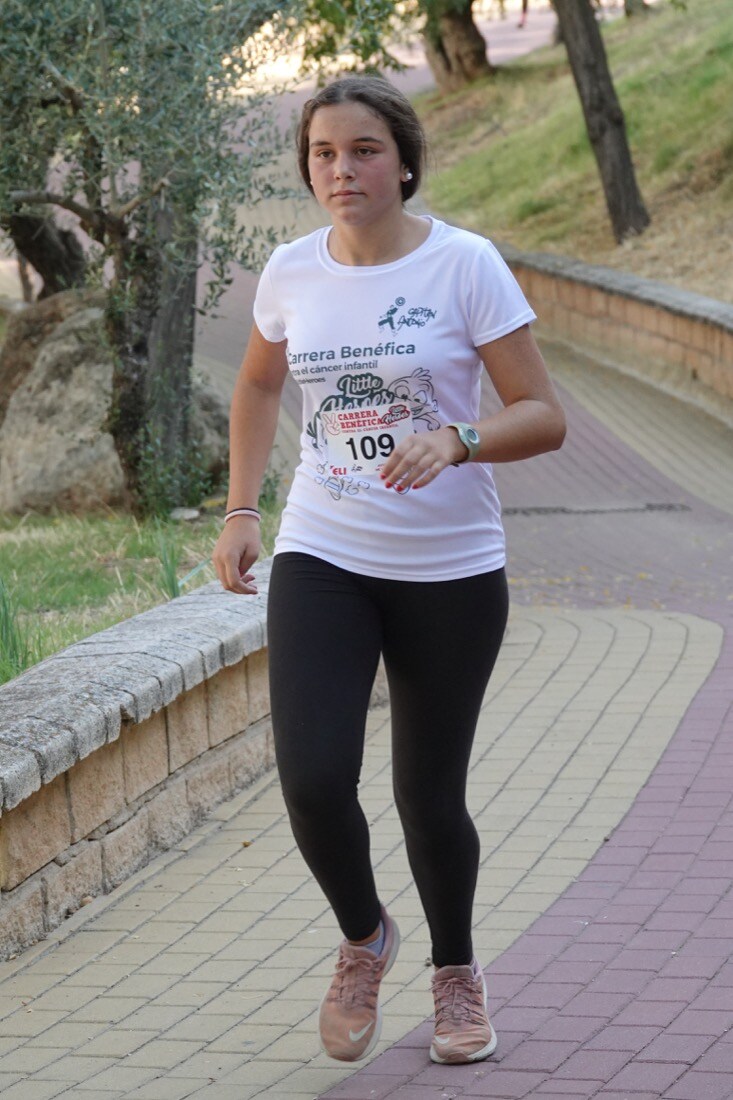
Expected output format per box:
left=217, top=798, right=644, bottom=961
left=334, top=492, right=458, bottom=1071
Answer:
left=0, top=566, right=276, bottom=961
left=501, top=245, right=733, bottom=428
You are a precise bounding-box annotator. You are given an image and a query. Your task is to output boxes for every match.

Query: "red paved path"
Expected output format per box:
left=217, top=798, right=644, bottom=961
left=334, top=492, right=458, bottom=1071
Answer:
left=319, top=375, right=733, bottom=1099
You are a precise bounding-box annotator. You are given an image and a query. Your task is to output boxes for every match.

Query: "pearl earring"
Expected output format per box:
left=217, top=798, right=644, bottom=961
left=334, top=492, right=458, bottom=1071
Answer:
left=404, top=171, right=413, bottom=181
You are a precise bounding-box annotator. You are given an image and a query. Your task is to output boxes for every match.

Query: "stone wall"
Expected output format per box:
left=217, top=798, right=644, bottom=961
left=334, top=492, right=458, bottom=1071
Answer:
left=501, top=245, right=733, bottom=428
left=0, top=568, right=275, bottom=961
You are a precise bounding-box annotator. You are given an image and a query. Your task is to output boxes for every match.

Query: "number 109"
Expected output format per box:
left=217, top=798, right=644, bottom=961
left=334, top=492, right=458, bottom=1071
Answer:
left=345, top=433, right=395, bottom=462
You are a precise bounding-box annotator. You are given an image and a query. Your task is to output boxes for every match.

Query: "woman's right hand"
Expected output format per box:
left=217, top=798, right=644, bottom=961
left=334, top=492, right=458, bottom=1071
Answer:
left=212, top=516, right=262, bottom=595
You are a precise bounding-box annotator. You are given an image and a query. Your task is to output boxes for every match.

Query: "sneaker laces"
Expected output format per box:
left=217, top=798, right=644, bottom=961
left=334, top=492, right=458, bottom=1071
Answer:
left=326, top=949, right=381, bottom=1010
left=433, top=973, right=486, bottom=1027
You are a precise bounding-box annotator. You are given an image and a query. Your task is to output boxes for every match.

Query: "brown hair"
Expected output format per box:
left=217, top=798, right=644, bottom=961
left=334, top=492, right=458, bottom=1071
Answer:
left=296, top=76, right=427, bottom=203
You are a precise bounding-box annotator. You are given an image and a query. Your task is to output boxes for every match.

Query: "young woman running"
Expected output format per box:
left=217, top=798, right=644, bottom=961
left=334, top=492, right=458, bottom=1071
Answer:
left=213, top=75, right=565, bottom=1066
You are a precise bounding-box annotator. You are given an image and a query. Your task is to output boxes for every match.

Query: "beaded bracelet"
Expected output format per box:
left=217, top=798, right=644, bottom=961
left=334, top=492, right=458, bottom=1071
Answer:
left=225, top=507, right=261, bottom=522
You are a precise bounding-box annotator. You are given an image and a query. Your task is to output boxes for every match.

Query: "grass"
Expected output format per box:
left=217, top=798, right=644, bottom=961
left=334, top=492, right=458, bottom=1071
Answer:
left=418, top=0, right=733, bottom=300
left=0, top=577, right=42, bottom=683
left=0, top=499, right=283, bottom=685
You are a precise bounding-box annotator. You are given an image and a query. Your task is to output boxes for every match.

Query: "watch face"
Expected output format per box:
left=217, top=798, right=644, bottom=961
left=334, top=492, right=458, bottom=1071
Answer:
left=466, top=427, right=480, bottom=445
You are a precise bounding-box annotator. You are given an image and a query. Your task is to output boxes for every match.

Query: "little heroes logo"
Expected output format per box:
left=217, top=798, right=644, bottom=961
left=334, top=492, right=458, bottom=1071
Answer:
left=378, top=296, right=437, bottom=334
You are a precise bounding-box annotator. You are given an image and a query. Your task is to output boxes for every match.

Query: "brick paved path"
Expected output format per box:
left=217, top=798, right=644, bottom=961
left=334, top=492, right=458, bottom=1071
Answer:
left=0, top=344, right=729, bottom=1100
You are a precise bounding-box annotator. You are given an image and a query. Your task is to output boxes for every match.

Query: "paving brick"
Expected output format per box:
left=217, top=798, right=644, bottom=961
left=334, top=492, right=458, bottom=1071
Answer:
left=588, top=968, right=651, bottom=995
left=320, top=1074, right=413, bottom=1099
left=636, top=1032, right=716, bottom=1064
left=551, top=1048, right=630, bottom=1082
left=691, top=984, right=733, bottom=1012
left=75, top=1065, right=160, bottom=1091
left=32, top=1053, right=118, bottom=1080
left=462, top=1068, right=547, bottom=1097
left=562, top=991, right=635, bottom=1018
left=532, top=1015, right=606, bottom=1044
left=0, top=1082, right=69, bottom=1100
left=499, top=1039, right=575, bottom=1072
left=491, top=1007, right=555, bottom=1033
left=665, top=1070, right=733, bottom=1099
left=596, top=1093, right=659, bottom=1100
left=115, top=1081, right=204, bottom=1100
left=605, top=1060, right=688, bottom=1092
left=693, top=1040, right=733, bottom=1072
left=506, top=983, right=584, bottom=1010
left=584, top=1025, right=662, bottom=1053
left=667, top=1008, right=733, bottom=1036
left=527, top=1084, right=604, bottom=1097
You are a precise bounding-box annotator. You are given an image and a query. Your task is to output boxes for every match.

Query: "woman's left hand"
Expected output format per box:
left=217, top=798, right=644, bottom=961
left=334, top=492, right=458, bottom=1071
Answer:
left=379, top=426, right=467, bottom=492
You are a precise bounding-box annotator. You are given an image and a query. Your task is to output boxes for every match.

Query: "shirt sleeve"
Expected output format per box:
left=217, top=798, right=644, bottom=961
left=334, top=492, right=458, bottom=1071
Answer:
left=252, top=250, right=286, bottom=343
left=466, top=238, right=537, bottom=346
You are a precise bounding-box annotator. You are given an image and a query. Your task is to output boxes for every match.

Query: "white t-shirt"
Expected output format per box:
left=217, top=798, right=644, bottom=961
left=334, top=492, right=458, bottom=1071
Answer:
left=253, top=216, right=536, bottom=582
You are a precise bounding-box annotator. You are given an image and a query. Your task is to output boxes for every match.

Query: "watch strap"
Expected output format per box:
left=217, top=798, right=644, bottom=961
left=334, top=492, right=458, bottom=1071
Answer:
left=447, top=422, right=480, bottom=464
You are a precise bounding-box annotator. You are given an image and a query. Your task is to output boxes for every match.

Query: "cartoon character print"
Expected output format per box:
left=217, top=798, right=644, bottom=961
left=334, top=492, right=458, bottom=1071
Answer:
left=307, top=367, right=441, bottom=499
left=314, top=466, right=371, bottom=502
left=388, top=367, right=441, bottom=430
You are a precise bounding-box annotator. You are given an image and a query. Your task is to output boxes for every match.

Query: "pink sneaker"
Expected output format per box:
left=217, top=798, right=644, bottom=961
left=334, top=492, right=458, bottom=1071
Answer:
left=318, top=906, right=400, bottom=1062
left=430, top=958, right=498, bottom=1064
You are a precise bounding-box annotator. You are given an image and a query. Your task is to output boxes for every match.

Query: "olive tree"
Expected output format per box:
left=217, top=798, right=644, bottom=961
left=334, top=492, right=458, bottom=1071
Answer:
left=1, top=0, right=302, bottom=511
left=2, top=0, right=403, bottom=514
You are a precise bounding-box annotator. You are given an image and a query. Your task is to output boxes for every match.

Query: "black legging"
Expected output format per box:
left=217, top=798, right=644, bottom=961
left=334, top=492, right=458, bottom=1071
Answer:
left=267, top=552, right=509, bottom=967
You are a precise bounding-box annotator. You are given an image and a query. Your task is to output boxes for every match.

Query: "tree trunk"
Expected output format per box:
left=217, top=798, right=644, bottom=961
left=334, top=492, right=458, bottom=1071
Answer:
left=105, top=191, right=198, bottom=514
left=552, top=0, right=650, bottom=242
left=143, top=197, right=197, bottom=493
left=3, top=213, right=87, bottom=299
left=17, top=253, right=35, bottom=303
left=422, top=1, right=493, bottom=94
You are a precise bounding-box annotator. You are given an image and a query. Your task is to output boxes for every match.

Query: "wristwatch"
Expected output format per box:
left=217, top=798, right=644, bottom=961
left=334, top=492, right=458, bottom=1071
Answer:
left=447, top=422, right=481, bottom=464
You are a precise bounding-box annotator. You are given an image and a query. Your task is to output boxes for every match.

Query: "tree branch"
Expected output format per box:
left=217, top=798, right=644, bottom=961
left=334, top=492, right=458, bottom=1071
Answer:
left=112, top=177, right=170, bottom=220
left=41, top=59, right=85, bottom=112
left=40, top=58, right=105, bottom=220
left=9, top=190, right=104, bottom=232
left=11, top=177, right=171, bottom=234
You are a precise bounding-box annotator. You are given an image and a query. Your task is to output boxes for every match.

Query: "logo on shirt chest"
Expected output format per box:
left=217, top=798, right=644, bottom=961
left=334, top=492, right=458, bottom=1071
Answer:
left=378, top=297, right=437, bottom=334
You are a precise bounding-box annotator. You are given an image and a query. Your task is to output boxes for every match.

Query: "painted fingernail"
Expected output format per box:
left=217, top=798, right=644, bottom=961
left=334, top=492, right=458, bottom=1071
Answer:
left=384, top=482, right=392, bottom=489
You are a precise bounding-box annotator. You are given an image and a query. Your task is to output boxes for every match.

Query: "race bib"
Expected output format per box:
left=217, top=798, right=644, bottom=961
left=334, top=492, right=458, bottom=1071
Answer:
left=324, top=403, right=415, bottom=476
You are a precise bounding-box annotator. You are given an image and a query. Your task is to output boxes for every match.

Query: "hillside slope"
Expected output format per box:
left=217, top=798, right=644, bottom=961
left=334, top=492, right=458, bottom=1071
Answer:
left=419, top=0, right=733, bottom=302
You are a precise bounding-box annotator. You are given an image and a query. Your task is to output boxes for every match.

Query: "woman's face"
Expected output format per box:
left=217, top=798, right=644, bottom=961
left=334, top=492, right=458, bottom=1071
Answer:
left=306, top=101, right=408, bottom=229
